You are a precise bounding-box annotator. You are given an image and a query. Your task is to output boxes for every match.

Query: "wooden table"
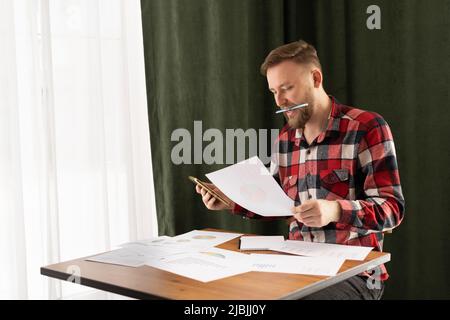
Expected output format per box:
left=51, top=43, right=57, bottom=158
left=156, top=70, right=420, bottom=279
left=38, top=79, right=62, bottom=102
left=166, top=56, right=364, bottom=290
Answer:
left=41, top=229, right=390, bottom=300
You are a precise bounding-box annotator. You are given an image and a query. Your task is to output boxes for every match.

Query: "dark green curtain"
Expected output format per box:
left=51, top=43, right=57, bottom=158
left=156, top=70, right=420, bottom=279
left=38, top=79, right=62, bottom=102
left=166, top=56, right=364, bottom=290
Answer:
left=140, top=0, right=450, bottom=299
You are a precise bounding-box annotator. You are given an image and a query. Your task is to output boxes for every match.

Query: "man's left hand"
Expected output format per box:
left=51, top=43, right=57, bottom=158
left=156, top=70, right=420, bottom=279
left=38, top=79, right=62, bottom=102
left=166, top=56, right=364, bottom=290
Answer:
left=291, top=200, right=342, bottom=227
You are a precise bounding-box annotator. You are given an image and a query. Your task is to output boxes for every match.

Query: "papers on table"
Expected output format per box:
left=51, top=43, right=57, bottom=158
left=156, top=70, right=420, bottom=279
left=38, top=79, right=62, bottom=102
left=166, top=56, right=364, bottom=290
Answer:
left=86, top=244, right=176, bottom=267
left=270, top=240, right=374, bottom=261
left=121, top=230, right=242, bottom=251
left=87, top=230, right=242, bottom=268
left=249, top=254, right=345, bottom=277
left=172, top=230, right=243, bottom=249
left=239, top=236, right=285, bottom=251
left=87, top=248, right=146, bottom=267
left=146, top=248, right=252, bottom=283
left=86, top=229, right=373, bottom=282
left=119, top=235, right=173, bottom=248
left=205, top=156, right=294, bottom=217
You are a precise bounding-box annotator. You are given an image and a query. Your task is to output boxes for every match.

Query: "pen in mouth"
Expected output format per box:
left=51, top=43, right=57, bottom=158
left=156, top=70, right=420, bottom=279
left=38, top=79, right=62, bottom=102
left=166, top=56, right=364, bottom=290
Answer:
left=275, top=103, right=308, bottom=114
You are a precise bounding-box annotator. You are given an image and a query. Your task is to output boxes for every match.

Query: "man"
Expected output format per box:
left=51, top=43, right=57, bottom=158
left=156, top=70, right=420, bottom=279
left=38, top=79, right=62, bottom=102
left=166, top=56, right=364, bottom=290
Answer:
left=195, top=40, right=405, bottom=299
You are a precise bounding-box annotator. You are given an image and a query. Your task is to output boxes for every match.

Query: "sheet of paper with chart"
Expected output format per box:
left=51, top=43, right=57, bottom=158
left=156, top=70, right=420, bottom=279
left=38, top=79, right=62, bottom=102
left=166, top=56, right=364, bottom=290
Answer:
left=145, top=247, right=252, bottom=282
left=206, top=156, right=294, bottom=217
left=86, top=244, right=183, bottom=267
left=249, top=254, right=345, bottom=276
left=89, top=231, right=243, bottom=268
left=171, top=230, right=243, bottom=249
left=119, top=235, right=173, bottom=248
left=270, top=240, right=374, bottom=261
left=121, top=230, right=242, bottom=251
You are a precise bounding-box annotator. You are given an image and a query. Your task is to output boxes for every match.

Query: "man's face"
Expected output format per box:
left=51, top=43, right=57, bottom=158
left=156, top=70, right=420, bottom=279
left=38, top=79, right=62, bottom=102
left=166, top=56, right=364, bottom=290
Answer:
left=266, top=60, right=316, bottom=129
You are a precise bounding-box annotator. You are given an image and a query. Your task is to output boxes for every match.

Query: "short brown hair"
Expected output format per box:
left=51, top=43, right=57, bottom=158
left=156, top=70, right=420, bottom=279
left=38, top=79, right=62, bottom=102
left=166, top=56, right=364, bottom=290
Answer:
left=260, top=40, right=322, bottom=76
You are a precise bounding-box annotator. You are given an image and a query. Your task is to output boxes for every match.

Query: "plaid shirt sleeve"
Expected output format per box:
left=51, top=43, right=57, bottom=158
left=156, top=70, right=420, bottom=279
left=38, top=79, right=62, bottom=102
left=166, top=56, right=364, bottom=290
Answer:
left=335, top=118, right=405, bottom=232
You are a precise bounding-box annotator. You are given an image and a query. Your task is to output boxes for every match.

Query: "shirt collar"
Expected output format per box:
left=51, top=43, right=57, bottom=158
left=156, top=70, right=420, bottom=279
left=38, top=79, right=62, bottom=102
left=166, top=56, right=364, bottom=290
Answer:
left=293, top=95, right=342, bottom=143
left=317, top=96, right=342, bottom=143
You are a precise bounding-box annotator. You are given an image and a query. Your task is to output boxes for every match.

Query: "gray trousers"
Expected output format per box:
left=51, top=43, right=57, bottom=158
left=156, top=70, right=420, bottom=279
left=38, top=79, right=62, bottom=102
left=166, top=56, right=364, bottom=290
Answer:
left=302, top=275, right=385, bottom=300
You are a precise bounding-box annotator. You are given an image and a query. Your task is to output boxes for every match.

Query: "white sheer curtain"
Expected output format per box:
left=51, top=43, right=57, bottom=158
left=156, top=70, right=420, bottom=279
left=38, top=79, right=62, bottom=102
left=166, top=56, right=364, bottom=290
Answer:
left=0, top=0, right=158, bottom=299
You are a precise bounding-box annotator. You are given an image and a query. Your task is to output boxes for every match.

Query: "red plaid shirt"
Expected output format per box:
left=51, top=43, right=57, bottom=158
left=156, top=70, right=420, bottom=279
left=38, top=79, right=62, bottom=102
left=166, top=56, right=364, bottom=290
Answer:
left=233, top=97, right=405, bottom=281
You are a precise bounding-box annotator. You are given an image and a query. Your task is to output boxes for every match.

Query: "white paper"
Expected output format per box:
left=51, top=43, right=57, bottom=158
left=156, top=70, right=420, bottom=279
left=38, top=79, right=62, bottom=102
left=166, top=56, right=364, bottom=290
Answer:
left=119, top=236, right=199, bottom=254
left=249, top=254, right=345, bottom=276
left=239, top=236, right=285, bottom=250
left=88, top=231, right=243, bottom=268
left=171, top=230, right=243, bottom=249
left=146, top=247, right=252, bottom=283
left=86, top=244, right=175, bottom=267
left=121, top=231, right=241, bottom=252
left=270, top=240, right=374, bottom=261
left=119, top=235, right=173, bottom=248
left=206, top=156, right=294, bottom=217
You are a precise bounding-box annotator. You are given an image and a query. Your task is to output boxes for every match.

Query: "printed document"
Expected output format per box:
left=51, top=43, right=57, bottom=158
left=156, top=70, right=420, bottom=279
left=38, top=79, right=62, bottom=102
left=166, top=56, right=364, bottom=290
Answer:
left=206, top=156, right=294, bottom=217
left=121, top=230, right=242, bottom=251
left=146, top=247, right=252, bottom=282
left=86, top=244, right=182, bottom=267
left=171, top=230, right=242, bottom=249
left=89, top=231, right=242, bottom=268
left=249, top=254, right=345, bottom=276
left=270, top=240, right=374, bottom=261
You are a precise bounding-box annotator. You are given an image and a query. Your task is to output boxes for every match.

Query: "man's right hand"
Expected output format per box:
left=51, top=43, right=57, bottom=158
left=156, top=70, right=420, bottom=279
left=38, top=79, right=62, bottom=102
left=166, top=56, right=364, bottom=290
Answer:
left=195, top=183, right=234, bottom=211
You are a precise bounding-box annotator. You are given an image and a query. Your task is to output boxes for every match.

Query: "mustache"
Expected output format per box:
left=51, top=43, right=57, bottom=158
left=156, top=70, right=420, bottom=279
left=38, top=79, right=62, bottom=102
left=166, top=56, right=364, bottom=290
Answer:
left=283, top=104, right=312, bottom=129
left=283, top=105, right=310, bottom=118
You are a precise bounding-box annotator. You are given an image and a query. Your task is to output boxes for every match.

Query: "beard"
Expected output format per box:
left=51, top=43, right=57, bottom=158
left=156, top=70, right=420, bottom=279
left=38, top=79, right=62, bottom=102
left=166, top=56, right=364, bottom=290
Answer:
left=284, top=96, right=314, bottom=129
left=285, top=105, right=312, bottom=129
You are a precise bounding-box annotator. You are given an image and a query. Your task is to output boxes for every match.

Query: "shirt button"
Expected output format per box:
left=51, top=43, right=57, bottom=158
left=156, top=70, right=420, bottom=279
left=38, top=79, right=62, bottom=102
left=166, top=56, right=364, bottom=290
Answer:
left=306, top=149, right=311, bottom=155
left=308, top=194, right=312, bottom=199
